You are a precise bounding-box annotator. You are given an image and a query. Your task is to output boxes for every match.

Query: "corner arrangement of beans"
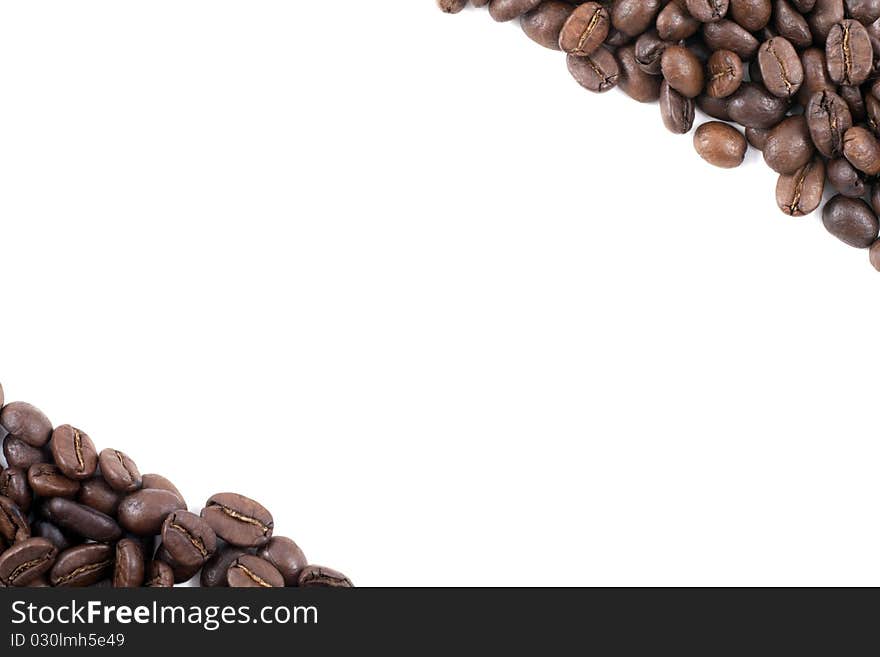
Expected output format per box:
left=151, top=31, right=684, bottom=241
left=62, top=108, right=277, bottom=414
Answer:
left=440, top=0, right=880, bottom=271
left=0, top=384, right=352, bottom=588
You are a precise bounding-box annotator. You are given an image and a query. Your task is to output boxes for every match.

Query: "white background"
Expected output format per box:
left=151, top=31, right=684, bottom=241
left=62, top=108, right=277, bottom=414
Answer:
left=0, top=1, right=877, bottom=587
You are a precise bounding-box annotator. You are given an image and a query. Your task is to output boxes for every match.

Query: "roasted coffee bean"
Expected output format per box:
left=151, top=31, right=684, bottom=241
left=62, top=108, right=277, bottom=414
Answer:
left=776, top=157, right=826, bottom=215
left=117, top=488, right=187, bottom=536
left=559, top=2, right=609, bottom=55
left=661, top=45, right=705, bottom=98
left=809, top=0, right=845, bottom=44
left=202, top=493, right=274, bottom=548
left=693, top=121, right=748, bottom=168
left=706, top=50, right=743, bottom=98
left=697, top=94, right=734, bottom=120
left=727, top=82, right=790, bottom=128
left=489, top=0, right=543, bottom=21
left=200, top=546, right=248, bottom=588
left=141, top=473, right=187, bottom=508
left=660, top=81, right=696, bottom=133
left=28, top=463, right=80, bottom=499
left=437, top=0, right=468, bottom=13
left=144, top=560, right=175, bottom=587
left=839, top=85, right=866, bottom=122
left=757, top=37, right=803, bottom=98
left=113, top=538, right=145, bottom=588
left=0, top=468, right=32, bottom=513
left=823, top=195, right=880, bottom=245
left=870, top=239, right=880, bottom=270
left=257, top=537, right=308, bottom=586
left=566, top=48, right=619, bottom=92
left=634, top=30, right=669, bottom=75
left=798, top=48, right=836, bottom=107
left=0, top=402, right=52, bottom=447
left=521, top=1, right=574, bottom=50
left=763, top=116, right=814, bottom=173
left=227, top=555, right=284, bottom=588
left=98, top=448, right=142, bottom=492
left=845, top=0, right=880, bottom=23
left=806, top=90, right=852, bottom=157
left=657, top=1, right=701, bottom=41
left=605, top=27, right=632, bottom=47
left=611, top=0, right=663, bottom=37
left=50, top=425, right=98, bottom=480
left=78, top=477, right=122, bottom=516
left=703, top=19, right=760, bottom=59
left=617, top=44, right=662, bottom=102
left=730, top=0, right=772, bottom=30
left=745, top=126, right=771, bottom=149
left=0, top=537, right=57, bottom=587
left=155, top=544, right=202, bottom=583
left=298, top=565, right=354, bottom=588
left=871, top=182, right=880, bottom=215
left=3, top=435, right=47, bottom=470
left=0, top=496, right=29, bottom=544
left=843, top=125, right=880, bottom=174
left=686, top=0, right=730, bottom=21
left=161, top=511, right=217, bottom=567
left=50, top=543, right=113, bottom=587
left=774, top=0, right=814, bottom=47
left=42, top=497, right=122, bottom=543
left=827, top=158, right=867, bottom=197
left=826, top=20, right=874, bottom=85
left=32, top=520, right=73, bottom=552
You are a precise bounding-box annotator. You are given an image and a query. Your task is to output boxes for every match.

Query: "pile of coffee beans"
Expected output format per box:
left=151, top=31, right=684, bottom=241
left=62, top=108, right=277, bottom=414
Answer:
left=0, top=384, right=352, bottom=588
left=439, top=0, right=880, bottom=271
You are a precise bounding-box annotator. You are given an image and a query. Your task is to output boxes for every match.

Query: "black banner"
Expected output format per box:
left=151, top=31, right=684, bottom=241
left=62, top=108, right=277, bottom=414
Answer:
left=0, top=589, right=876, bottom=653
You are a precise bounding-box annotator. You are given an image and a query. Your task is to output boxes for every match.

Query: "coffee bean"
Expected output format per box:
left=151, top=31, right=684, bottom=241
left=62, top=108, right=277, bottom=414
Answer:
left=757, top=37, right=803, bottom=98
left=0, top=468, right=32, bottom=513
left=797, top=48, right=836, bottom=107
left=611, top=0, right=663, bottom=37
left=845, top=0, right=880, bottom=23
left=617, top=44, right=662, bottom=102
left=0, top=402, right=52, bottom=447
left=686, top=0, right=730, bottom=21
left=693, top=121, right=748, bottom=168
left=730, top=0, right=772, bottom=31
left=727, top=82, right=790, bottom=128
left=257, top=537, right=308, bottom=586
left=437, top=0, right=468, bottom=13
left=869, top=239, right=880, bottom=270
left=50, top=425, right=98, bottom=480
left=839, top=85, right=866, bottom=122
left=822, top=195, right=880, bottom=246
left=826, top=20, right=874, bottom=86
left=634, top=30, right=669, bottom=75
left=706, top=50, right=743, bottom=98
left=0, top=496, right=30, bottom=544
left=113, top=538, right=145, bottom=588
left=202, top=492, right=274, bottom=548
left=161, top=510, right=217, bottom=567
left=0, top=537, right=57, bottom=587
left=42, top=497, right=122, bottom=543
left=774, top=0, right=814, bottom=48
left=32, top=520, right=74, bottom=552
left=50, top=543, right=114, bottom=587
left=144, top=560, right=174, bottom=587
left=227, top=554, right=284, bottom=588
left=141, top=473, right=187, bottom=508
left=155, top=544, right=202, bottom=583
left=808, top=0, right=845, bottom=44
left=657, top=1, right=701, bottom=41
left=117, top=488, right=186, bottom=536
left=298, top=565, right=354, bottom=588
left=776, top=157, right=826, bottom=216
left=661, top=44, right=705, bottom=98
left=488, top=0, right=543, bottom=22
left=521, top=1, right=573, bottom=50
left=567, top=48, right=620, bottom=93
left=703, top=19, right=760, bottom=59
left=3, top=435, right=47, bottom=470
left=763, top=116, right=814, bottom=174
left=28, top=463, right=80, bottom=499
left=843, top=125, right=880, bottom=175
left=827, top=158, right=867, bottom=197
left=78, top=477, right=122, bottom=516
left=745, top=126, right=771, bottom=150
left=660, top=81, right=696, bottom=133
left=201, top=546, right=248, bottom=588
left=98, top=448, right=142, bottom=493
left=559, top=2, right=609, bottom=56
left=806, top=90, right=852, bottom=157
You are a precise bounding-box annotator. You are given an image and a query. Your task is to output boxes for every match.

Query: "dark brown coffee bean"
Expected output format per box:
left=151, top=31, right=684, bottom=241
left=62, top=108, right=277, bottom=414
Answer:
left=113, top=538, right=145, bottom=588
left=117, top=488, right=187, bottom=536
left=809, top=0, right=845, bottom=44
left=201, top=546, right=248, bottom=588
left=823, top=195, right=880, bottom=245
left=521, top=1, right=574, bottom=50
left=694, top=121, right=748, bottom=167
left=98, top=448, right=142, bottom=493
left=566, top=48, right=620, bottom=92
left=660, top=81, right=696, bottom=133
left=155, top=544, right=202, bottom=583
left=28, top=463, right=80, bottom=499
left=839, top=85, right=866, bottom=122
left=727, top=82, right=790, bottom=128
left=870, top=239, right=880, bottom=270
left=144, top=560, right=174, bottom=587
left=871, top=181, right=880, bottom=215
left=635, top=30, right=669, bottom=75
left=141, top=473, right=187, bottom=508
left=843, top=125, right=880, bottom=174
left=0, top=402, right=52, bottom=447
left=50, top=425, right=98, bottom=481
left=559, top=2, right=610, bottom=55
left=703, top=19, right=761, bottom=59
left=845, top=0, right=880, bottom=23
left=604, top=27, right=632, bottom=47
left=202, top=492, right=274, bottom=548
left=730, top=0, right=772, bottom=30
left=657, top=1, right=701, bottom=41
left=437, top=0, right=468, bottom=13
left=774, top=0, right=814, bottom=47
left=797, top=48, right=836, bottom=106
left=0, top=495, right=30, bottom=544
left=826, top=20, right=874, bottom=85
left=3, top=435, right=47, bottom=471
left=706, top=50, right=743, bottom=98
left=257, top=537, right=308, bottom=586
left=0, top=537, right=58, bottom=587
left=42, top=497, right=122, bottom=543
left=661, top=45, right=705, bottom=98
left=298, top=565, right=354, bottom=588
left=78, top=477, right=122, bottom=516
left=161, top=510, right=217, bottom=567
left=827, top=157, right=867, bottom=196
left=489, top=0, right=543, bottom=21
left=746, top=126, right=771, bottom=149
left=50, top=543, right=113, bottom=587
left=227, top=554, right=284, bottom=588
left=776, top=157, right=826, bottom=215
left=758, top=37, right=804, bottom=98
left=763, top=116, right=814, bottom=173
left=0, top=468, right=32, bottom=513
left=611, top=0, right=663, bottom=36
left=32, top=520, right=73, bottom=552
left=617, top=44, right=662, bottom=102
left=806, top=90, right=852, bottom=157
left=686, top=0, right=730, bottom=21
